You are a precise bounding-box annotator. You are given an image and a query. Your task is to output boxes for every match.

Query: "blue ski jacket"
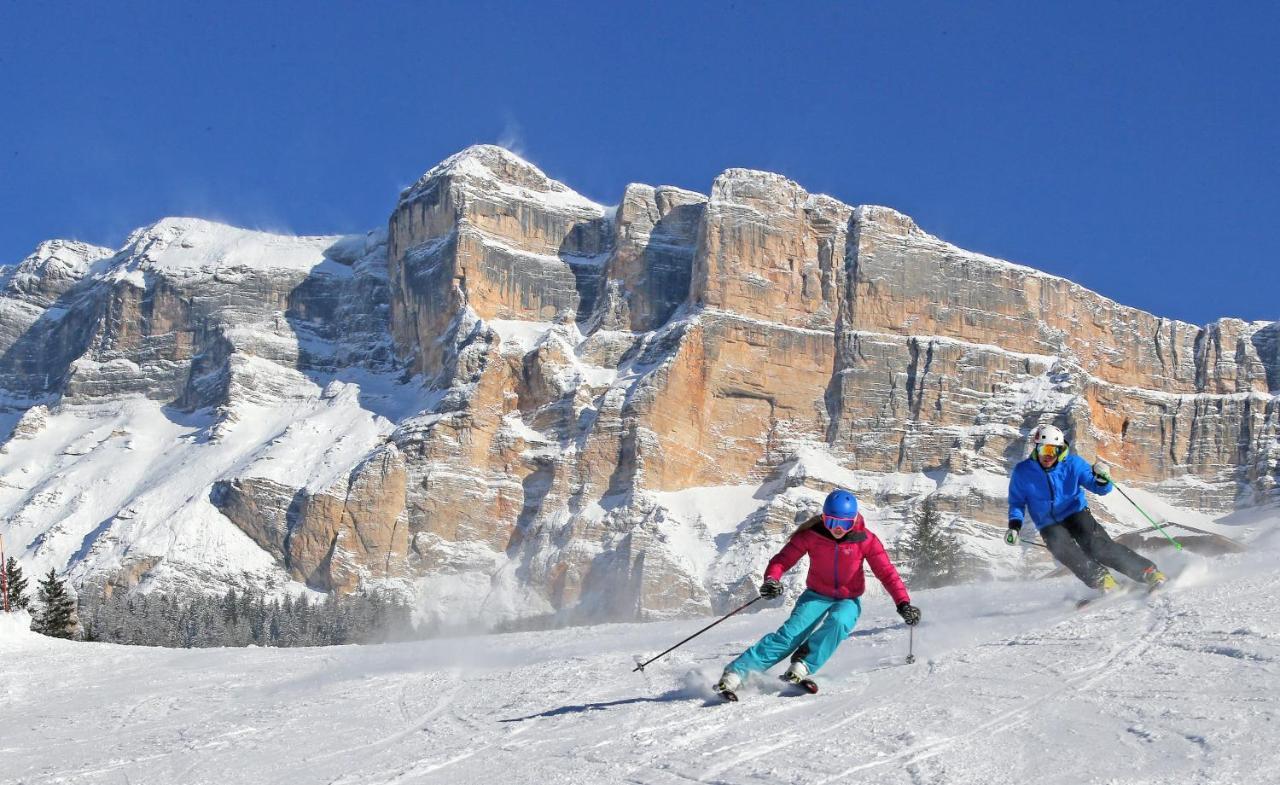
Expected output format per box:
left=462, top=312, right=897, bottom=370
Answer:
left=1008, top=452, right=1112, bottom=530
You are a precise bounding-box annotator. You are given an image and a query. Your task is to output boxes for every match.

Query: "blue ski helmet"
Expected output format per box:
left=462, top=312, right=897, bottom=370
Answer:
left=822, top=489, right=858, bottom=519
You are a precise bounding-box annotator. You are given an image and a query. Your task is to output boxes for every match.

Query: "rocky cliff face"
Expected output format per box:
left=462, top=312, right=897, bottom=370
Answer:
left=1, top=145, right=1275, bottom=630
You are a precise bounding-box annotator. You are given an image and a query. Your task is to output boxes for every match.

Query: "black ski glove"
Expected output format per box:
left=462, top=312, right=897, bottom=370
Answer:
left=760, top=578, right=783, bottom=599
left=897, top=602, right=921, bottom=626
left=1005, top=519, right=1022, bottom=545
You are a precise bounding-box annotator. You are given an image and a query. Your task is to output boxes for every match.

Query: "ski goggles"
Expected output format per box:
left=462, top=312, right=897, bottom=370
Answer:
left=1035, top=443, right=1065, bottom=461
left=822, top=514, right=858, bottom=536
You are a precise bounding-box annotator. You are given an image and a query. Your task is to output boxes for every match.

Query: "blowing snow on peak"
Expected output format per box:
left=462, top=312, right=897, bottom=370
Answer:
left=400, top=143, right=607, bottom=215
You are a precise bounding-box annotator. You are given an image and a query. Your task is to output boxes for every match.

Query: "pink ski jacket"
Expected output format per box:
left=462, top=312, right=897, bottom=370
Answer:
left=763, top=514, right=910, bottom=605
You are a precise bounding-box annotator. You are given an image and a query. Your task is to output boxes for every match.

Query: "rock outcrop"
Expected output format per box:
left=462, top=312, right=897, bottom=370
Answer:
left=0, top=145, right=1275, bottom=631
left=0, top=240, right=114, bottom=399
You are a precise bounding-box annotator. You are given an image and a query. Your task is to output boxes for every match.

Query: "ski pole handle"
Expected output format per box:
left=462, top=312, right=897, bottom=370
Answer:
left=633, top=596, right=762, bottom=672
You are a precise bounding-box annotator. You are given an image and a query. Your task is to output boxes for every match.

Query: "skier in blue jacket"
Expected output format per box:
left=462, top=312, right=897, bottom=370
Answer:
left=1006, top=425, right=1166, bottom=592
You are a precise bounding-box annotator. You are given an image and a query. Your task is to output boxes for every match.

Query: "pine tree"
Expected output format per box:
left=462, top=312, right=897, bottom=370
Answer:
left=899, top=497, right=967, bottom=590
left=221, top=588, right=239, bottom=626
left=32, top=569, right=77, bottom=639
left=4, top=557, right=30, bottom=610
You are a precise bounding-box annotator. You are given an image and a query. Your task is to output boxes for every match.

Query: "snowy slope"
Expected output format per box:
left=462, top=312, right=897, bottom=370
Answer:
left=0, top=374, right=425, bottom=595
left=110, top=217, right=346, bottom=282
left=4, top=517, right=1277, bottom=785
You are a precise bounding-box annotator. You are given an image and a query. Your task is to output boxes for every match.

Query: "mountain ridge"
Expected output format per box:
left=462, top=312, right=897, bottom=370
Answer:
left=0, top=145, right=1275, bottom=630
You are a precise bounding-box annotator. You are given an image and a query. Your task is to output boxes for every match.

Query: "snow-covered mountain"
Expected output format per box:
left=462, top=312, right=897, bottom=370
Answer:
left=0, top=145, right=1276, bottom=628
left=3, top=513, right=1277, bottom=784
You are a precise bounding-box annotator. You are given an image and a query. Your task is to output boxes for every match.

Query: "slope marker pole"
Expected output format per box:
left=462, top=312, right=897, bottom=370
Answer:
left=1, top=534, right=9, bottom=613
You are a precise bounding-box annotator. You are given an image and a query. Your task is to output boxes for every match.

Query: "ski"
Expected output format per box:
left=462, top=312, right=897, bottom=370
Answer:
left=1075, top=578, right=1168, bottom=610
left=1075, top=592, right=1111, bottom=610
left=715, top=687, right=739, bottom=702
left=1075, top=587, right=1132, bottom=610
left=779, top=674, right=819, bottom=694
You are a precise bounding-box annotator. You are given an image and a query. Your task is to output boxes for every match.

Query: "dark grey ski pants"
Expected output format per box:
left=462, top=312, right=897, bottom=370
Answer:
left=1041, top=508, right=1155, bottom=588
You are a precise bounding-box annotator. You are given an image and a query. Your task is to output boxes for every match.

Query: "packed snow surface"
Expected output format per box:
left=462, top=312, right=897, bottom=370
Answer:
left=4, top=519, right=1278, bottom=784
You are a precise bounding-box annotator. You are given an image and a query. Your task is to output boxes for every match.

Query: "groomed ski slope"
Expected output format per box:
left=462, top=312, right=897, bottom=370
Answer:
left=3, top=523, right=1278, bottom=785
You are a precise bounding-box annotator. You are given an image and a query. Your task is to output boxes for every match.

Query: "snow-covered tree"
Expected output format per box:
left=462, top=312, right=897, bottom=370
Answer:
left=70, top=583, right=419, bottom=648
left=32, top=569, right=77, bottom=639
left=898, top=497, right=971, bottom=589
left=4, top=557, right=30, bottom=611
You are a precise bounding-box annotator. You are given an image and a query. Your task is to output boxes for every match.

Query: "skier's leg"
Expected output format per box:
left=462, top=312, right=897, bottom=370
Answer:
left=726, top=591, right=831, bottom=677
left=1066, top=509, right=1156, bottom=582
left=1041, top=522, right=1110, bottom=588
left=797, top=598, right=861, bottom=674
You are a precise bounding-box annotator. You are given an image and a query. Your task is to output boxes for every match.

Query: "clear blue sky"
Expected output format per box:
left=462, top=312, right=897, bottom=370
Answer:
left=2, top=1, right=1277, bottom=325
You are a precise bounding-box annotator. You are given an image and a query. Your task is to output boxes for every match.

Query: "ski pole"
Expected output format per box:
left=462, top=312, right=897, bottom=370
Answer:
left=905, top=625, right=915, bottom=665
left=633, top=596, right=762, bottom=672
left=1113, top=484, right=1183, bottom=551
left=1021, top=536, right=1049, bottom=551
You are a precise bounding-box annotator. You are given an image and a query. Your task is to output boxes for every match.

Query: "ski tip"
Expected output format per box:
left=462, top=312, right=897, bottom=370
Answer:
left=1075, top=594, right=1114, bottom=609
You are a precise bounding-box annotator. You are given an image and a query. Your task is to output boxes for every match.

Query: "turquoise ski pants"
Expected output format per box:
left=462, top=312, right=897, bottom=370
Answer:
left=727, top=590, right=862, bottom=677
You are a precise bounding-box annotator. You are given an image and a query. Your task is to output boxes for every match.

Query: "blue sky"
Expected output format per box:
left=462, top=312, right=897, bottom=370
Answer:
left=2, top=1, right=1276, bottom=324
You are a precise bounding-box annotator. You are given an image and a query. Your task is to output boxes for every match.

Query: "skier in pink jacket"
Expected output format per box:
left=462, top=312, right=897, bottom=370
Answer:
left=716, top=490, right=919, bottom=698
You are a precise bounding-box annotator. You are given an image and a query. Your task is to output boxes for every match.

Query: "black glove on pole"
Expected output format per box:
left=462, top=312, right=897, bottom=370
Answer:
left=897, top=602, right=920, bottom=663
left=1005, top=519, right=1022, bottom=545
left=897, top=602, right=921, bottom=626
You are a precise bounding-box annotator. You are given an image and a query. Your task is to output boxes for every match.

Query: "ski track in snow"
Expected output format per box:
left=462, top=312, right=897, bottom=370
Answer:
left=3, top=538, right=1279, bottom=785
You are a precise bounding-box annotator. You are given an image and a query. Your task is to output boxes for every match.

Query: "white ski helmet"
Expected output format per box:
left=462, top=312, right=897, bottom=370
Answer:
left=1030, top=424, right=1066, bottom=447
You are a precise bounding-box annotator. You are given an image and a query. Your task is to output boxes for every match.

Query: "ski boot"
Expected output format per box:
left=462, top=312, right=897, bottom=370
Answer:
left=1142, top=567, right=1168, bottom=590
left=715, top=670, right=742, bottom=702
left=779, top=660, right=819, bottom=694
left=790, top=641, right=810, bottom=665
left=1077, top=571, right=1120, bottom=609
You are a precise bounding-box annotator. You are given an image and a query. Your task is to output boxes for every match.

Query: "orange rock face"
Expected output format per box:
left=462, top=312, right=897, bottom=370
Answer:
left=371, top=148, right=1277, bottom=624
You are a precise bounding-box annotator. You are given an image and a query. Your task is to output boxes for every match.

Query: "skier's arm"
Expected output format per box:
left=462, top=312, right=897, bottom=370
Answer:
left=1007, top=469, right=1027, bottom=526
left=864, top=535, right=911, bottom=606
left=763, top=536, right=806, bottom=582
